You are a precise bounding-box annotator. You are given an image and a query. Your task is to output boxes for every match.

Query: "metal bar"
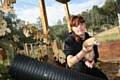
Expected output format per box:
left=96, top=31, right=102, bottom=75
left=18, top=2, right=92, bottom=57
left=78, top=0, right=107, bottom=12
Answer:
left=38, top=0, right=48, bottom=43
left=64, top=3, right=71, bottom=32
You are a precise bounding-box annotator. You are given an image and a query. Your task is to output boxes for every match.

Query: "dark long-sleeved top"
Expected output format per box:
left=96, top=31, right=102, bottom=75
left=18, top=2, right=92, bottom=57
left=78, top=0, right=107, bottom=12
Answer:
left=64, top=32, right=99, bottom=62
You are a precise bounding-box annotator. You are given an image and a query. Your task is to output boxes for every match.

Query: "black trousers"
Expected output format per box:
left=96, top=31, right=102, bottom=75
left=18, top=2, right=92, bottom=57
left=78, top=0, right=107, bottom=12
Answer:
left=70, top=61, right=108, bottom=80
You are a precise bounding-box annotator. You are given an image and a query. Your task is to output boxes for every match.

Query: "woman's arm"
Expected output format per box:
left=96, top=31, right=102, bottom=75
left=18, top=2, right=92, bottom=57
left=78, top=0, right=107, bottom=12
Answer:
left=67, top=50, right=86, bottom=67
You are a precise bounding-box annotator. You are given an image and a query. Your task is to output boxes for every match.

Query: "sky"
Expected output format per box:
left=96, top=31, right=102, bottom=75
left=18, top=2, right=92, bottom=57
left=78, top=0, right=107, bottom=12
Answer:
left=14, top=0, right=106, bottom=26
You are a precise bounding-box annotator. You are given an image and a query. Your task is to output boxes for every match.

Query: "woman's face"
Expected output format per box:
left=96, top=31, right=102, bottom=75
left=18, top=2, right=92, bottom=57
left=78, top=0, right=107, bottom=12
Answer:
left=72, top=23, right=86, bottom=36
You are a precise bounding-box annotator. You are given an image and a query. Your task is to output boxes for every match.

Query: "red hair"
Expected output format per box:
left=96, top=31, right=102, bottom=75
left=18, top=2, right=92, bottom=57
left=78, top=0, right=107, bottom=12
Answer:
left=70, top=16, right=85, bottom=27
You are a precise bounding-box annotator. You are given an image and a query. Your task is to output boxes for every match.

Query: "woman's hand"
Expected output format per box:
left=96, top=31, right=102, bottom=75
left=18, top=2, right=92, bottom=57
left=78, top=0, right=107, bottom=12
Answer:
left=85, top=60, right=94, bottom=68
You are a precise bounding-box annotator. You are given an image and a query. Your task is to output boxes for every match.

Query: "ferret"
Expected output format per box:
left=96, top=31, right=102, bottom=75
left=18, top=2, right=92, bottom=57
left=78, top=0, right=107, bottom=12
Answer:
left=82, top=37, right=99, bottom=62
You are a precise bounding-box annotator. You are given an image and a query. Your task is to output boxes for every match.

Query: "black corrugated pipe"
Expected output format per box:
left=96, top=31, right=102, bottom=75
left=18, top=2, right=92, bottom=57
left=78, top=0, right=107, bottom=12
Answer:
left=9, top=54, right=104, bottom=80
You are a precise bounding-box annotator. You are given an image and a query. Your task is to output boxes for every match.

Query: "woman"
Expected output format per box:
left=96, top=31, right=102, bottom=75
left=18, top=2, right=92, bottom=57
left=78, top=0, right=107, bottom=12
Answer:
left=64, top=16, right=108, bottom=80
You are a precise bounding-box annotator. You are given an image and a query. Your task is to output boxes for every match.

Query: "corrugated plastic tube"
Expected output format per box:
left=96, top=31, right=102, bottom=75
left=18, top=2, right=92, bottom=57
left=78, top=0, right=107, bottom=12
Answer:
left=9, top=54, right=104, bottom=80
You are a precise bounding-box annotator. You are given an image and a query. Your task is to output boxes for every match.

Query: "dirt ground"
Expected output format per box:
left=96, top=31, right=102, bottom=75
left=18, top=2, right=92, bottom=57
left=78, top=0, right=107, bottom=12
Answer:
left=98, top=40, right=120, bottom=80
left=99, top=40, right=120, bottom=61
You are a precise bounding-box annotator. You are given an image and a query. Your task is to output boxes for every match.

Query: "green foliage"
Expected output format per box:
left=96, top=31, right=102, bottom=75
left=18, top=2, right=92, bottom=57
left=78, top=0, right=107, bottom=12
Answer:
left=2, top=13, right=36, bottom=50
left=103, top=0, right=116, bottom=14
left=49, top=24, right=68, bottom=41
left=0, top=64, right=13, bottom=80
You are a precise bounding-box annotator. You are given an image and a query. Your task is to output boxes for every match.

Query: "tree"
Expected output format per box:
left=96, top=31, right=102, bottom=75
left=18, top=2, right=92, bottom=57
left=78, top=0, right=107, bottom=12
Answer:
left=116, top=0, right=120, bottom=13
left=102, top=0, right=117, bottom=25
left=57, top=19, right=62, bottom=25
left=49, top=24, right=68, bottom=41
left=63, top=16, right=67, bottom=24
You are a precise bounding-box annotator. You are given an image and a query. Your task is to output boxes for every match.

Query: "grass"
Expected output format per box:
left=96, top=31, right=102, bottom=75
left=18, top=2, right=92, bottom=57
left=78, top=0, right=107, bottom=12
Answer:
left=95, top=27, right=120, bottom=42
left=96, top=33, right=120, bottom=42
